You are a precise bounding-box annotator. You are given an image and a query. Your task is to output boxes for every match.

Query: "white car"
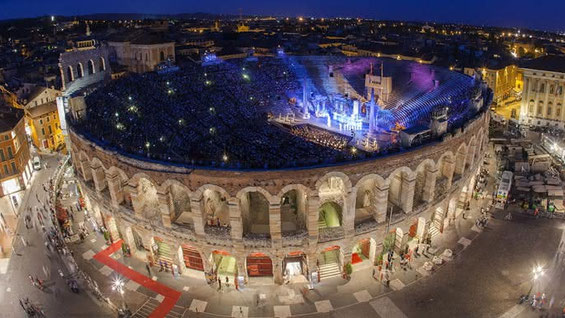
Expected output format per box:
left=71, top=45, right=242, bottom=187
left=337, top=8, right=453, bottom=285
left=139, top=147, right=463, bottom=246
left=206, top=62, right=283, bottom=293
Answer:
left=32, top=156, right=41, bottom=170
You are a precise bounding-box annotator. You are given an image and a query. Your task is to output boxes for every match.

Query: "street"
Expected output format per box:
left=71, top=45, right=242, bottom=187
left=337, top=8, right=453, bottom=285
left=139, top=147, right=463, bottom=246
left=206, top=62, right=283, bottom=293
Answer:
left=0, top=154, right=113, bottom=318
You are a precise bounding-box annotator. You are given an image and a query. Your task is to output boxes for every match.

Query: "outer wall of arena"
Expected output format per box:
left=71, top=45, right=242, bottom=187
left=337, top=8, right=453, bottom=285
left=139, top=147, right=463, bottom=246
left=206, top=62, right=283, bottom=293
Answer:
left=69, top=111, right=489, bottom=286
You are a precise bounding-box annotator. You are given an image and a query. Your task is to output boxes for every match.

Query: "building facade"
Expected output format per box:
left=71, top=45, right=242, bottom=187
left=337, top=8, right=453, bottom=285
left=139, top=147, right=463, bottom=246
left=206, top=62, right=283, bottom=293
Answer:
left=70, top=109, right=489, bottom=286
left=0, top=106, right=32, bottom=197
left=108, top=40, right=175, bottom=73
left=25, top=101, right=64, bottom=151
left=519, top=56, right=565, bottom=128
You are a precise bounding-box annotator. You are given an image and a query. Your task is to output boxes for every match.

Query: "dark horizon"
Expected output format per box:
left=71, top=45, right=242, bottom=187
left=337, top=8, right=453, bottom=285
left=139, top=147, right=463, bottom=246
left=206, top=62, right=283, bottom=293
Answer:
left=0, top=0, right=563, bottom=32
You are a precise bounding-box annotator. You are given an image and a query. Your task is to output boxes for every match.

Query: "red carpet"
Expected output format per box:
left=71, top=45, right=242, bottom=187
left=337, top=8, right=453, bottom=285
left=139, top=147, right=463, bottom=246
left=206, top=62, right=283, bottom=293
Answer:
left=93, top=240, right=181, bottom=318
left=351, top=253, right=363, bottom=264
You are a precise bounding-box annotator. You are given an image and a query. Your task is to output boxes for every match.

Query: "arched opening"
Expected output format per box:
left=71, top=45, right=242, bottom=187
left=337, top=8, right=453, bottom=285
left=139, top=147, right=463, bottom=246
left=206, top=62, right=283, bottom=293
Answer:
left=436, top=154, right=454, bottom=198
left=160, top=51, right=165, bottom=61
left=280, top=189, right=307, bottom=235
left=318, top=201, right=342, bottom=229
left=318, top=245, right=342, bottom=280
left=467, top=138, right=477, bottom=171
left=136, top=178, right=161, bottom=224
left=454, top=144, right=467, bottom=181
left=153, top=236, right=174, bottom=272
left=125, top=227, right=145, bottom=257
left=181, top=244, right=204, bottom=271
left=318, top=176, right=346, bottom=197
left=354, top=178, right=381, bottom=226
left=387, top=168, right=414, bottom=215
left=66, top=66, right=74, bottom=82
left=76, top=63, right=84, bottom=78
left=283, top=251, right=308, bottom=284
left=202, top=189, right=229, bottom=235
left=413, top=161, right=434, bottom=209
left=168, top=184, right=192, bottom=228
left=210, top=250, right=237, bottom=288
left=246, top=253, right=273, bottom=279
left=99, top=57, right=106, bottom=72
left=87, top=59, right=95, bottom=75
left=240, top=191, right=270, bottom=238
left=104, top=215, right=120, bottom=242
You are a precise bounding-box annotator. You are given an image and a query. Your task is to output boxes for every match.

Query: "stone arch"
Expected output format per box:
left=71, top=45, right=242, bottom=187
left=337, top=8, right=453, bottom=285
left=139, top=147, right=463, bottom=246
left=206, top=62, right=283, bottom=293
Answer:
left=76, top=62, right=84, bottom=78
left=237, top=187, right=272, bottom=237
left=316, top=171, right=352, bottom=194
left=278, top=184, right=310, bottom=234
left=161, top=179, right=192, bottom=224
left=130, top=174, right=161, bottom=223
left=105, top=166, right=129, bottom=207
left=386, top=166, right=415, bottom=214
left=77, top=151, right=92, bottom=181
left=435, top=151, right=455, bottom=198
left=90, top=157, right=108, bottom=192
left=87, top=59, right=95, bottom=75
left=454, top=142, right=468, bottom=178
left=160, top=51, right=165, bottom=61
left=353, top=174, right=388, bottom=225
left=199, top=185, right=230, bottom=230
left=413, top=159, right=436, bottom=207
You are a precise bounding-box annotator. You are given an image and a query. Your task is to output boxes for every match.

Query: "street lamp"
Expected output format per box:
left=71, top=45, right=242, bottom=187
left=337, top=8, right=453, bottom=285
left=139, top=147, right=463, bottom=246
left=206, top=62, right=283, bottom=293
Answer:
left=528, top=265, right=544, bottom=297
left=112, top=278, right=127, bottom=310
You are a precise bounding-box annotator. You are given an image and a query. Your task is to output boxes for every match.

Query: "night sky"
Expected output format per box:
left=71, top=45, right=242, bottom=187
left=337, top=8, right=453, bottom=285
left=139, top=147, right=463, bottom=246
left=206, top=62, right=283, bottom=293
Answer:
left=0, top=0, right=563, bottom=31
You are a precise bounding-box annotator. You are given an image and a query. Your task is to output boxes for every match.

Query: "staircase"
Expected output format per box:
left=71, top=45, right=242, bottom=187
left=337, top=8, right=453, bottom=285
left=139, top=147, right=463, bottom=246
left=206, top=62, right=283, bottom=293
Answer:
left=318, top=250, right=341, bottom=280
left=132, top=298, right=184, bottom=318
left=427, top=220, right=441, bottom=239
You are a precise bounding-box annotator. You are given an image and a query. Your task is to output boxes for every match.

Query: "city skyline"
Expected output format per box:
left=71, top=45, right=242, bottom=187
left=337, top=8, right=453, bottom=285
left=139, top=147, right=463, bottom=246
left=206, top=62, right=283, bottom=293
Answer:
left=1, top=0, right=564, bottom=32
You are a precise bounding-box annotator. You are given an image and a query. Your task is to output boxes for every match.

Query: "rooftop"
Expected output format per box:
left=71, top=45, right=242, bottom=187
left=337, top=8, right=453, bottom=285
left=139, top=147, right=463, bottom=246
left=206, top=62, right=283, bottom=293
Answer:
left=520, top=55, right=565, bottom=74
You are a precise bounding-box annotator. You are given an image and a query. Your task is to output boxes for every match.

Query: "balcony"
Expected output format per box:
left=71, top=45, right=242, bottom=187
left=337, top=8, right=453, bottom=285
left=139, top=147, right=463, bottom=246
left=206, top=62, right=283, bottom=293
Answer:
left=204, top=224, right=231, bottom=239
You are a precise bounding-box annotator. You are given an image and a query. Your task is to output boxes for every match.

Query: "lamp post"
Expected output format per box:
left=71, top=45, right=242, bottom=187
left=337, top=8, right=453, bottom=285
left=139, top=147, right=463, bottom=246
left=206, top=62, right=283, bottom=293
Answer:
left=112, top=278, right=127, bottom=311
left=527, top=265, right=544, bottom=297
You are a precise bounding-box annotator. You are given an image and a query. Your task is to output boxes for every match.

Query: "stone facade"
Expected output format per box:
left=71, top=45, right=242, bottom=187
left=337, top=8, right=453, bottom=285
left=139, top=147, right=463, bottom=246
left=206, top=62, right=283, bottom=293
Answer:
left=519, top=67, right=565, bottom=129
left=70, top=111, right=489, bottom=285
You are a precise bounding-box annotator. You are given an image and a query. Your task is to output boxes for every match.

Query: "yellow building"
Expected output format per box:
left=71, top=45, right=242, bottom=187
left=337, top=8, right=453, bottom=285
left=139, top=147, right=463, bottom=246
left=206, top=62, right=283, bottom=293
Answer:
left=0, top=106, right=32, bottom=196
left=25, top=101, right=64, bottom=151
left=480, top=64, right=520, bottom=104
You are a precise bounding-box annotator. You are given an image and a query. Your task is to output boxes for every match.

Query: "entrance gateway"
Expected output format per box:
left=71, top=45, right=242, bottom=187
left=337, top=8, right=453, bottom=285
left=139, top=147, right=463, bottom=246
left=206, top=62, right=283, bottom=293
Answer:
left=283, top=251, right=307, bottom=280
left=182, top=244, right=204, bottom=271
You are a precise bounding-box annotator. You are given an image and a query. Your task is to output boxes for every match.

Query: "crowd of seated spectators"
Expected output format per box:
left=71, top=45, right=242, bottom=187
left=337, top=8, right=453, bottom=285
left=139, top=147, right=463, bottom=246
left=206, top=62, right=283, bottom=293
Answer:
left=75, top=58, right=357, bottom=169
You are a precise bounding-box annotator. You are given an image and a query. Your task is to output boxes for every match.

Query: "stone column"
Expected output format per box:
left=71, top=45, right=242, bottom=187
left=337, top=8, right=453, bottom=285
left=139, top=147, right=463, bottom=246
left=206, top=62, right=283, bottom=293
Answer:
left=269, top=202, right=282, bottom=248
left=236, top=255, right=248, bottom=282
left=306, top=252, right=318, bottom=282
left=306, top=195, right=320, bottom=246
left=341, top=245, right=352, bottom=268
left=400, top=173, right=415, bottom=214
left=126, top=184, right=142, bottom=216
left=191, top=199, right=205, bottom=236
left=422, top=166, right=438, bottom=203
left=157, top=190, right=172, bottom=228
left=342, top=191, right=355, bottom=238
left=91, top=165, right=107, bottom=192
left=374, top=183, right=389, bottom=223
left=444, top=159, right=455, bottom=189
left=106, top=172, right=124, bottom=207
left=80, top=159, right=92, bottom=181
left=454, top=151, right=466, bottom=176
left=228, top=198, right=243, bottom=241
left=273, top=255, right=284, bottom=285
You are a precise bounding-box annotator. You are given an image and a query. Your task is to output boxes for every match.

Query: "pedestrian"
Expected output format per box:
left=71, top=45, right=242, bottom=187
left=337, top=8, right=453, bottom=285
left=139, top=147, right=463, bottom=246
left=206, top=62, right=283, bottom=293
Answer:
left=218, top=277, right=222, bottom=290
left=20, top=236, right=27, bottom=247
left=146, top=263, right=151, bottom=276
left=226, top=276, right=229, bottom=288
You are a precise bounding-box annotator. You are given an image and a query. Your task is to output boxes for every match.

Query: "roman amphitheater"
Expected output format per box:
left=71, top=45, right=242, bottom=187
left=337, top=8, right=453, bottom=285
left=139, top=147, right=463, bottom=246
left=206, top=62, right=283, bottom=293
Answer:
left=67, top=56, right=491, bottom=286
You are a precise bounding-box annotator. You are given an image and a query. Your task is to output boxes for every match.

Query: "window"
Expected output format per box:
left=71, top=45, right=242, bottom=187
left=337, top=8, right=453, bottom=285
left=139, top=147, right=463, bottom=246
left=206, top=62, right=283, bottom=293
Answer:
left=39, top=119, right=43, bottom=125
left=538, top=106, right=543, bottom=115
left=557, top=108, right=561, bottom=117
left=48, top=126, right=52, bottom=134
left=7, top=147, right=13, bottom=159
left=547, top=107, right=552, bottom=116
left=10, top=162, right=16, bottom=174
left=540, top=83, right=545, bottom=93
left=47, top=116, right=50, bottom=122
left=0, top=149, right=5, bottom=161
left=3, top=165, right=8, bottom=175
left=41, top=128, right=45, bottom=136
left=550, top=85, right=555, bottom=94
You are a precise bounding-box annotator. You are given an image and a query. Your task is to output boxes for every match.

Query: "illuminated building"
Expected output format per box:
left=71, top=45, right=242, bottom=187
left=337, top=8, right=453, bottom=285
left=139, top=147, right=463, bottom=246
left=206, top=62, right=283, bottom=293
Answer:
left=0, top=105, right=32, bottom=197
left=25, top=101, right=64, bottom=151
left=108, top=32, right=175, bottom=73
left=519, top=55, right=565, bottom=128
